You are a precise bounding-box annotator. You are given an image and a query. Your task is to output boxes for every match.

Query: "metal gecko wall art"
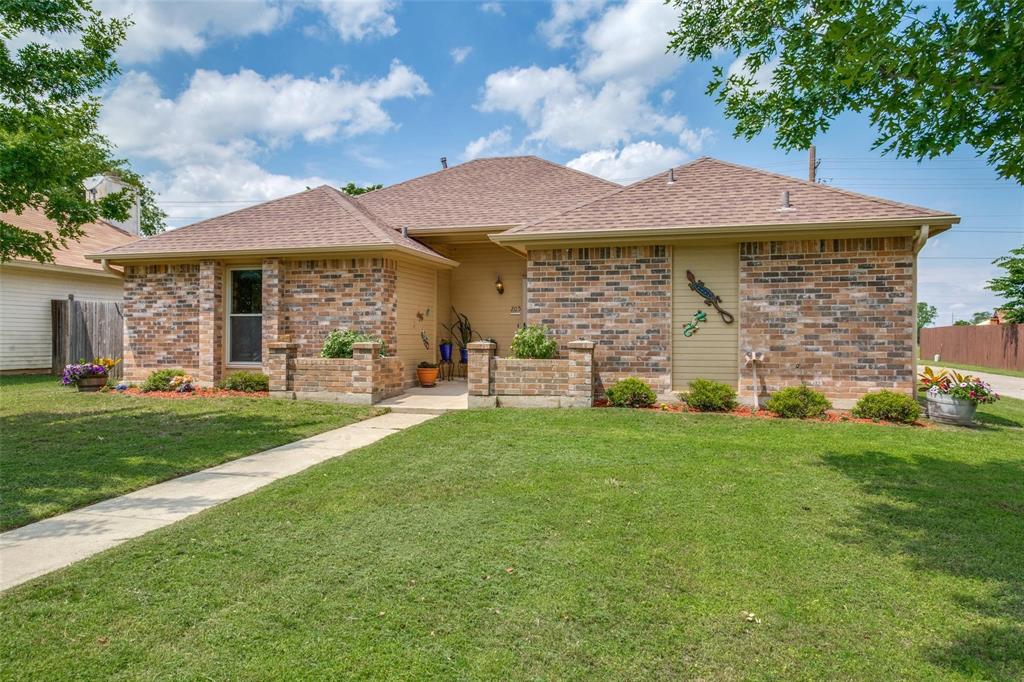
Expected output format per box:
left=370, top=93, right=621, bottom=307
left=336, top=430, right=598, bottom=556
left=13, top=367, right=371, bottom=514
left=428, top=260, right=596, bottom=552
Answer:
left=686, top=270, right=735, bottom=324
left=682, top=310, right=707, bottom=337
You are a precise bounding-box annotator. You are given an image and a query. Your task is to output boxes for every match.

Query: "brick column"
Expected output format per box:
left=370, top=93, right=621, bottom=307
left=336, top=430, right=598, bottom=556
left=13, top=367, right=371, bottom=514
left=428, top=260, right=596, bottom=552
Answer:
left=267, top=342, right=297, bottom=395
left=197, top=260, right=222, bottom=386
left=467, top=341, right=496, bottom=408
left=262, top=258, right=283, bottom=368
left=566, top=340, right=595, bottom=407
left=352, top=341, right=379, bottom=403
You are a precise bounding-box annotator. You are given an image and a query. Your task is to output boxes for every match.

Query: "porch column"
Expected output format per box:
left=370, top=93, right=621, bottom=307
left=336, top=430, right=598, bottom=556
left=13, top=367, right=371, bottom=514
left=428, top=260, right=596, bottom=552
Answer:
left=262, top=258, right=283, bottom=368
left=566, top=340, right=595, bottom=407
left=467, top=341, right=496, bottom=408
left=352, top=341, right=379, bottom=401
left=267, top=342, right=297, bottom=395
left=197, top=260, right=222, bottom=386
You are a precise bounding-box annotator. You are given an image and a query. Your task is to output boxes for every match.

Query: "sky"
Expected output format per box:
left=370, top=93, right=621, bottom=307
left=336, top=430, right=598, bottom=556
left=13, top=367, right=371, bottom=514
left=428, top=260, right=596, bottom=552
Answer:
left=70, top=0, right=1022, bottom=324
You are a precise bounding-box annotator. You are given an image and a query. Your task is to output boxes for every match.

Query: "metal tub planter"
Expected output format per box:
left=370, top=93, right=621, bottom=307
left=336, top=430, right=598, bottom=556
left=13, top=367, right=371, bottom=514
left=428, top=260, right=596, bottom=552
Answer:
left=925, top=392, right=978, bottom=426
left=919, top=366, right=999, bottom=427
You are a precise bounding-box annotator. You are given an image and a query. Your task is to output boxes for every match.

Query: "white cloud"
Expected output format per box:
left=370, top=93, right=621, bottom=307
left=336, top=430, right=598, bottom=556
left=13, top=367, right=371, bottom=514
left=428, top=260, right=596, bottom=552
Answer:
left=101, top=61, right=429, bottom=226
left=480, top=2, right=504, bottom=15
left=480, top=66, right=689, bottom=151
left=567, top=141, right=687, bottom=184
left=660, top=89, right=675, bottom=105
left=578, top=0, right=679, bottom=85
left=678, top=127, right=714, bottom=154
left=450, top=46, right=473, bottom=64
left=102, top=61, right=429, bottom=164
left=727, top=54, right=780, bottom=91
left=312, top=0, right=398, bottom=42
left=463, top=127, right=512, bottom=160
left=539, top=0, right=605, bottom=48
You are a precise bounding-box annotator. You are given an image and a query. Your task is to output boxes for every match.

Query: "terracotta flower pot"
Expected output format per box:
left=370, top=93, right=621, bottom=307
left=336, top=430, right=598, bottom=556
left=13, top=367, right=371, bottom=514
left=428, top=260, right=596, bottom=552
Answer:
left=77, top=376, right=108, bottom=392
left=926, top=392, right=977, bottom=426
left=417, top=367, right=439, bottom=387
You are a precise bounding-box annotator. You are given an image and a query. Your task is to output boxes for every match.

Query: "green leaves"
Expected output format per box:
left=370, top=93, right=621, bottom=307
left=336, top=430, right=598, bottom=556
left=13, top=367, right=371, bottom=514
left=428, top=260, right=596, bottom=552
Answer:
left=986, top=245, right=1024, bottom=323
left=1, top=0, right=165, bottom=263
left=666, top=0, right=1024, bottom=183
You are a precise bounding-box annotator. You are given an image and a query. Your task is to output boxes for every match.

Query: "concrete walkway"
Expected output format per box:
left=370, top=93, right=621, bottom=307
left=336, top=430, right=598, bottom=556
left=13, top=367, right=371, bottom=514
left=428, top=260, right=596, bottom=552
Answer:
left=918, top=364, right=1024, bottom=400
left=0, top=411, right=436, bottom=593
left=377, top=379, right=468, bottom=413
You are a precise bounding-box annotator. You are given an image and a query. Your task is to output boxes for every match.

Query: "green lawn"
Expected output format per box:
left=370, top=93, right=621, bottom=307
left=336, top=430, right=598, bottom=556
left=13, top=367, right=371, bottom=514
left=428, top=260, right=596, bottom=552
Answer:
left=2, top=395, right=1022, bottom=679
left=919, top=358, right=1024, bottom=379
left=0, top=375, right=380, bottom=530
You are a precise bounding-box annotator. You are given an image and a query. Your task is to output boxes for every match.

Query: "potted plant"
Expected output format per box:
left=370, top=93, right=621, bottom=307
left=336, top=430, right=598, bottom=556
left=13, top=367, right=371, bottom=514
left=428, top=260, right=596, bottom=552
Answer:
left=439, top=338, right=453, bottom=363
left=61, top=362, right=108, bottom=392
left=416, top=361, right=439, bottom=387
left=919, top=366, right=999, bottom=425
left=443, top=308, right=479, bottom=364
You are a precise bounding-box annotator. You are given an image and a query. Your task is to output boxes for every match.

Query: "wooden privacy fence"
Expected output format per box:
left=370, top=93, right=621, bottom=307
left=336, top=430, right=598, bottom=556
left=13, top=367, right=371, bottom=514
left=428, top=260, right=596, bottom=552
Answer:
left=51, top=296, right=124, bottom=378
left=920, top=324, right=1023, bottom=372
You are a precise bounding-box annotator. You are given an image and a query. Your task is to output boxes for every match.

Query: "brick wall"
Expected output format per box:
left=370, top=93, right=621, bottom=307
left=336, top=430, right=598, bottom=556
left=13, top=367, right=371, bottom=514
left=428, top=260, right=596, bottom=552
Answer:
left=468, top=340, right=595, bottom=407
left=527, top=246, right=672, bottom=394
left=274, top=343, right=404, bottom=403
left=123, top=264, right=201, bottom=381
left=290, top=357, right=362, bottom=393
left=739, top=237, right=916, bottom=399
left=276, top=257, right=398, bottom=358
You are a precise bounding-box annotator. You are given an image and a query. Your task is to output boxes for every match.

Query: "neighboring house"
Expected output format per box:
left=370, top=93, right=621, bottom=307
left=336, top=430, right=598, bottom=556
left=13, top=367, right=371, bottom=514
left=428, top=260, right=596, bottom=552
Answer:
left=91, top=156, right=958, bottom=402
left=0, top=207, right=138, bottom=373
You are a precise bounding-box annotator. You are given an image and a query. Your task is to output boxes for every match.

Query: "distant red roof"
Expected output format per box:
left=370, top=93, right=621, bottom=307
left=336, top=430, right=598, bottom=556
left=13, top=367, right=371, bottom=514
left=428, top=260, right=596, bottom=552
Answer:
left=2, top=207, right=137, bottom=273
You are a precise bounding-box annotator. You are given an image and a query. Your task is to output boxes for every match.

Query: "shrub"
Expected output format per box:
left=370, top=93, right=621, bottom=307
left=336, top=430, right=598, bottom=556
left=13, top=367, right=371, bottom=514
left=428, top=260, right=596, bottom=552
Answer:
left=320, top=329, right=387, bottom=358
left=680, top=379, right=738, bottom=412
left=509, top=324, right=558, bottom=359
left=605, top=377, right=657, bottom=408
left=851, top=390, right=921, bottom=423
left=417, top=361, right=438, bottom=369
left=765, top=385, right=832, bottom=418
left=140, top=368, right=186, bottom=392
left=218, top=371, right=269, bottom=392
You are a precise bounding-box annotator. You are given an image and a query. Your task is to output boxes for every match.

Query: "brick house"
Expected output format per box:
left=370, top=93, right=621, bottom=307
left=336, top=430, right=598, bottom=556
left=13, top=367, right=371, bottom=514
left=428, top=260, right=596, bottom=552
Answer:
left=91, top=156, right=958, bottom=406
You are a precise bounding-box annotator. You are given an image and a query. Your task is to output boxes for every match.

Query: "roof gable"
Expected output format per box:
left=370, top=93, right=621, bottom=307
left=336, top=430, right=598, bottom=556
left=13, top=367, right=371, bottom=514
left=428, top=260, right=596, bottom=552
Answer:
left=503, top=157, right=955, bottom=236
left=356, top=156, right=619, bottom=230
left=95, top=185, right=445, bottom=260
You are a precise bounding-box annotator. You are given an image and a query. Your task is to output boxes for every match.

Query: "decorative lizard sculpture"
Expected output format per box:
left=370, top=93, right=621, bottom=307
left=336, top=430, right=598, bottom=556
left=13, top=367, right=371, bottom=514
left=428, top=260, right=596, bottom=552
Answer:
left=682, top=310, right=708, bottom=337
left=686, top=270, right=735, bottom=324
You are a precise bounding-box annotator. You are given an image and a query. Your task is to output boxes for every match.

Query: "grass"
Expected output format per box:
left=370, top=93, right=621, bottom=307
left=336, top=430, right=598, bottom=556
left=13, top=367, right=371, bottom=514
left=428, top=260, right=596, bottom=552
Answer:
left=918, top=358, right=1024, bottom=379
left=2, top=396, right=1022, bottom=679
left=0, top=375, right=380, bottom=530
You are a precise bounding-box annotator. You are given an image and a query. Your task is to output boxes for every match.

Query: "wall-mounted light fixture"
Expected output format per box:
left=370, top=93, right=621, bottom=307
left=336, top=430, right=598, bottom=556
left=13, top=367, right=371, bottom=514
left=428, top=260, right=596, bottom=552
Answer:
left=495, top=275, right=504, bottom=295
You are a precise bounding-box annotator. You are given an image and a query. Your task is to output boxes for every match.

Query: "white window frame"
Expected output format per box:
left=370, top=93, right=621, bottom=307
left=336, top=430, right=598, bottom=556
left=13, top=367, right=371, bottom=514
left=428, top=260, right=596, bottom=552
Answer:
left=225, top=266, right=263, bottom=367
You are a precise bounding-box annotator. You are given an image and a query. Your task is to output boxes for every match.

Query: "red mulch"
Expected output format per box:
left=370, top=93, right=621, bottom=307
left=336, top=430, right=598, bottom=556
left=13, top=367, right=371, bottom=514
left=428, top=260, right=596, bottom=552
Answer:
left=594, top=399, right=931, bottom=428
left=109, top=387, right=269, bottom=400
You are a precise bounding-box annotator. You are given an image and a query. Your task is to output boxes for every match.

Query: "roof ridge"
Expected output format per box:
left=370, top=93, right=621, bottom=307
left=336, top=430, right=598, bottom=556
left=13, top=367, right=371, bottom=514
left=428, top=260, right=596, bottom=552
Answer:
left=702, top=157, right=949, bottom=217
left=130, top=185, right=326, bottom=243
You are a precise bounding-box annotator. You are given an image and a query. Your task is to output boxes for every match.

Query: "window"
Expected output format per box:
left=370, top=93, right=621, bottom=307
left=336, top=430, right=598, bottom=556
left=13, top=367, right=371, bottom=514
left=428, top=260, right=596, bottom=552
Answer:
left=228, top=269, right=262, bottom=363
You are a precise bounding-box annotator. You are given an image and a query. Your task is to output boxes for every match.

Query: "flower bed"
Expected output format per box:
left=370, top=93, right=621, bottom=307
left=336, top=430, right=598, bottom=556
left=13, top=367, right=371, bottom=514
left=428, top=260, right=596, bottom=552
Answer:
left=594, top=400, right=932, bottom=427
left=112, top=387, right=269, bottom=400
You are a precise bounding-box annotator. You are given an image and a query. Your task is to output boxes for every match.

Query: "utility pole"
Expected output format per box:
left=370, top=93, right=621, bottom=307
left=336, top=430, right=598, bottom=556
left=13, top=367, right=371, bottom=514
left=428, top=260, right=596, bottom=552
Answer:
left=808, top=144, right=817, bottom=183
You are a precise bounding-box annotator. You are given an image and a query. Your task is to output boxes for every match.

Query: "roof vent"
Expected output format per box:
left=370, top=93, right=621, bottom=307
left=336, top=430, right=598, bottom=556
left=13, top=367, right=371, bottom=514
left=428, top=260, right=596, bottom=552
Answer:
left=780, top=190, right=791, bottom=209
left=401, top=226, right=409, bottom=238
left=440, top=157, right=448, bottom=170
left=667, top=168, right=675, bottom=184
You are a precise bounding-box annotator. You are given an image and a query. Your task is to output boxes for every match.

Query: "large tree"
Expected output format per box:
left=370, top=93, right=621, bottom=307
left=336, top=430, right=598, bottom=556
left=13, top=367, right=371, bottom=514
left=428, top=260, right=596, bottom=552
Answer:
left=917, top=301, right=937, bottom=329
left=987, top=245, right=1024, bottom=322
left=667, top=0, right=1024, bottom=182
left=1, top=0, right=165, bottom=264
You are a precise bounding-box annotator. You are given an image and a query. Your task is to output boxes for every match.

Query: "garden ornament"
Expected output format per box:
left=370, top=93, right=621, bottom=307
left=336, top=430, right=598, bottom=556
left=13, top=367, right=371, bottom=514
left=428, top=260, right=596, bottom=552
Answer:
left=686, top=270, right=735, bottom=323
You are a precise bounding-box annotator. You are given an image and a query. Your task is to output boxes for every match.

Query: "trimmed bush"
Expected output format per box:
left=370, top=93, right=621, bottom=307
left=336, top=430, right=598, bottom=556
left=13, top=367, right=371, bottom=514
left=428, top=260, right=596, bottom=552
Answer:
left=509, top=324, right=558, bottom=359
left=320, top=329, right=387, bottom=358
left=140, top=368, right=186, bottom=393
left=765, top=385, right=832, bottom=418
left=218, top=371, right=269, bottom=392
left=680, top=379, right=738, bottom=412
left=851, top=390, right=921, bottom=423
left=605, top=376, right=657, bottom=408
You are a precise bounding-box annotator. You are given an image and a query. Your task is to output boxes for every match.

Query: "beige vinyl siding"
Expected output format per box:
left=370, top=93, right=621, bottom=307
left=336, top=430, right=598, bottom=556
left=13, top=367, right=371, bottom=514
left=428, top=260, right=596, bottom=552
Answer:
left=0, top=265, right=123, bottom=371
left=672, top=244, right=740, bottom=390
left=447, top=243, right=526, bottom=356
left=395, top=259, right=438, bottom=385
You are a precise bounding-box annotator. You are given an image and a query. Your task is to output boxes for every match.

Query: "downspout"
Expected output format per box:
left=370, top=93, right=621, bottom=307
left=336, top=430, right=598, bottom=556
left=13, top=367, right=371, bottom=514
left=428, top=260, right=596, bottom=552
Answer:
left=912, top=225, right=930, bottom=373
left=913, top=224, right=930, bottom=254
left=100, top=258, right=121, bottom=276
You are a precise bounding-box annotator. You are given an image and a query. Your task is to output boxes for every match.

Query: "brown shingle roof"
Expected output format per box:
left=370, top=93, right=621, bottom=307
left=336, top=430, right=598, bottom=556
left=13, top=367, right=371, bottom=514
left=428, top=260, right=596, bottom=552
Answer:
left=356, top=156, right=619, bottom=230
left=94, top=185, right=449, bottom=262
left=2, top=207, right=137, bottom=273
left=501, top=157, right=956, bottom=237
